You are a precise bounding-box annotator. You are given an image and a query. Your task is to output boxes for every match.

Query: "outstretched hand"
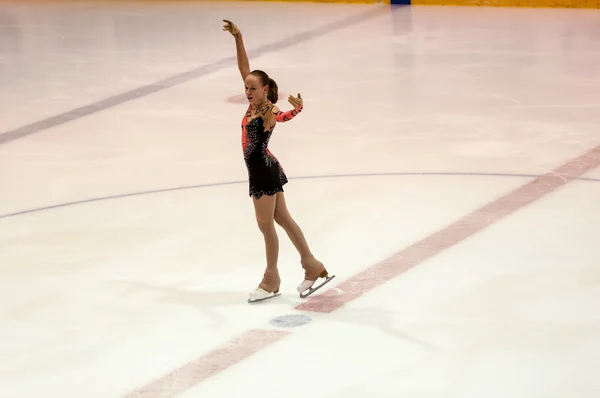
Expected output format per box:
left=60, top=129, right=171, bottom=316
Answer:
left=222, top=19, right=240, bottom=37
left=288, top=93, right=303, bottom=109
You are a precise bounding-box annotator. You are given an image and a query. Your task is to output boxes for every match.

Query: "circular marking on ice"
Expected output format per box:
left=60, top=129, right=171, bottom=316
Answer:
left=269, top=314, right=312, bottom=328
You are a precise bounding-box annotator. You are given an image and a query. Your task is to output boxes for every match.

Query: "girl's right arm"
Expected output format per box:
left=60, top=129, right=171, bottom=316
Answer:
left=223, top=20, right=250, bottom=81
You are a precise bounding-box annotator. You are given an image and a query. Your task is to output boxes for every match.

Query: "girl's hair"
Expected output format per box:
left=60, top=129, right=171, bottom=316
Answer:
left=249, top=69, right=278, bottom=104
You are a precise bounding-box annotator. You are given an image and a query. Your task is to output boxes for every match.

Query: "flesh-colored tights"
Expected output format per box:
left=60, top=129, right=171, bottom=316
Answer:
left=252, top=191, right=326, bottom=292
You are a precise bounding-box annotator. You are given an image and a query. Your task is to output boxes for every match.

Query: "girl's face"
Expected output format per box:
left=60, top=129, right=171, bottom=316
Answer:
left=244, top=74, right=268, bottom=105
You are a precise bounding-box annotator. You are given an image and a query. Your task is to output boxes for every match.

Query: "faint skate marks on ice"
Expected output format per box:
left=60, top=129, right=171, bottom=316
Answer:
left=548, top=171, right=569, bottom=183
left=269, top=314, right=312, bottom=328
left=452, top=140, right=517, bottom=158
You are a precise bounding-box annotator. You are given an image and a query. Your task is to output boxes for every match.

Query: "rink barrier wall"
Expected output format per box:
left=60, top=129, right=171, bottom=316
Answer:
left=297, top=0, right=600, bottom=7
left=409, top=0, right=599, bottom=7
left=208, top=0, right=600, bottom=9
left=4, top=0, right=598, bottom=8
left=266, top=0, right=600, bottom=7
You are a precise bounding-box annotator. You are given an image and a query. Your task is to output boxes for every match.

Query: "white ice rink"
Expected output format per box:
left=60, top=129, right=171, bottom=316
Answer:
left=1, top=1, right=600, bottom=397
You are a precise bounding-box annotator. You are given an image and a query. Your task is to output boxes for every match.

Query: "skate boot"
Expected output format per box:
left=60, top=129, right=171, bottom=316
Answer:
left=297, top=257, right=335, bottom=298
left=248, top=269, right=281, bottom=303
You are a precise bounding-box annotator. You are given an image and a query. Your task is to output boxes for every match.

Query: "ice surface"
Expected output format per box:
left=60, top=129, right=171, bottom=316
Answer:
left=0, top=2, right=599, bottom=398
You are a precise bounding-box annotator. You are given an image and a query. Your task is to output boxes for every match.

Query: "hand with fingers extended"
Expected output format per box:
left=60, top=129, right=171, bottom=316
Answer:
left=274, top=93, right=304, bottom=123
left=222, top=19, right=240, bottom=37
left=288, top=93, right=303, bottom=110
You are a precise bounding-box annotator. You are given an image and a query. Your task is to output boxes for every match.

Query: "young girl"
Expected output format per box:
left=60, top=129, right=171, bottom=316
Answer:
left=223, top=19, right=334, bottom=303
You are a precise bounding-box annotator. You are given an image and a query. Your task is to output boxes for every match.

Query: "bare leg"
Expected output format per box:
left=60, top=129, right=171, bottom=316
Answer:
left=274, top=192, right=328, bottom=285
left=251, top=193, right=280, bottom=295
left=273, top=192, right=313, bottom=261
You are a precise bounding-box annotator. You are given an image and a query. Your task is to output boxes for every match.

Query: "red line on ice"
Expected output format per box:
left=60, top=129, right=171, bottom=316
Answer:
left=123, top=329, right=291, bottom=398
left=295, top=145, right=600, bottom=313
left=125, top=144, right=600, bottom=397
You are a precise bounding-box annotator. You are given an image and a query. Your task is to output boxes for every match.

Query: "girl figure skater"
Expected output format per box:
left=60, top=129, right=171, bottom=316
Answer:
left=223, top=19, right=334, bottom=303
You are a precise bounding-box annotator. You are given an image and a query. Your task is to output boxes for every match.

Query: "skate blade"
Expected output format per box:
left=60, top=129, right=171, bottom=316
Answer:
left=299, top=275, right=335, bottom=299
left=247, top=292, right=281, bottom=304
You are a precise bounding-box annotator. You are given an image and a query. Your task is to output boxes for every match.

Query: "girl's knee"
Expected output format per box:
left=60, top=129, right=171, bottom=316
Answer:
left=274, top=206, right=293, bottom=227
left=273, top=212, right=287, bottom=227
left=257, top=218, right=276, bottom=235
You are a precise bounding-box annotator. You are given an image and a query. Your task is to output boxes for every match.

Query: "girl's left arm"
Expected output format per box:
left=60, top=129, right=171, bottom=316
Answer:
left=273, top=93, right=303, bottom=123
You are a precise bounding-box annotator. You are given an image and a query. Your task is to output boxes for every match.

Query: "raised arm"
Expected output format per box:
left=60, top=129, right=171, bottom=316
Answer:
left=273, top=93, right=303, bottom=123
left=223, top=20, right=250, bottom=81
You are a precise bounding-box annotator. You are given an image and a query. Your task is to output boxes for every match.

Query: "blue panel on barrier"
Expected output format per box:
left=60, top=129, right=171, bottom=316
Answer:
left=391, top=0, right=411, bottom=4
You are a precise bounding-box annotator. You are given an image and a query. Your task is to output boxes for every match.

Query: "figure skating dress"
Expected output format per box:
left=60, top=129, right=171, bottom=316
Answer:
left=241, top=106, right=288, bottom=199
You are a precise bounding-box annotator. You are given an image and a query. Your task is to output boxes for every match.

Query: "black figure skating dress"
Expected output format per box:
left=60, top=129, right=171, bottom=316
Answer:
left=241, top=107, right=288, bottom=199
